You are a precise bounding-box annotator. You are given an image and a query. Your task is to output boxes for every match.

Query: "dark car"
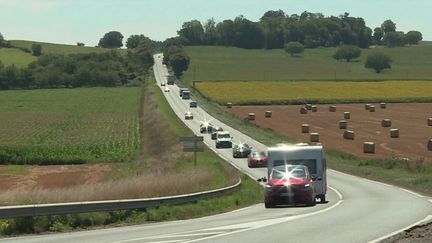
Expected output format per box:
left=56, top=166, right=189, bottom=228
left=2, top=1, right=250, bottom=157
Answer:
left=190, top=101, right=197, bottom=108
left=200, top=122, right=214, bottom=134
left=211, top=126, right=223, bottom=140
left=264, top=165, right=316, bottom=208
left=247, top=151, right=268, bottom=167
left=232, top=143, right=252, bottom=158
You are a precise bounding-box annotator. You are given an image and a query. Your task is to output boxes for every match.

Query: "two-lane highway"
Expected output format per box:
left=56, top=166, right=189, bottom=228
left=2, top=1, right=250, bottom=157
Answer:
left=3, top=55, right=430, bottom=243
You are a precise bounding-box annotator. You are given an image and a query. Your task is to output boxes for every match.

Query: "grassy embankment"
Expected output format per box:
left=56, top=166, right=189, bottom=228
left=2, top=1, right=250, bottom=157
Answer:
left=0, top=40, right=124, bottom=68
left=177, top=45, right=432, bottom=196
left=0, top=77, right=262, bottom=235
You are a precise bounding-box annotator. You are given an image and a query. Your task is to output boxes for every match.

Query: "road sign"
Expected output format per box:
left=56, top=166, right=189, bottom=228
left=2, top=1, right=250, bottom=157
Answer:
left=179, top=136, right=204, bottom=166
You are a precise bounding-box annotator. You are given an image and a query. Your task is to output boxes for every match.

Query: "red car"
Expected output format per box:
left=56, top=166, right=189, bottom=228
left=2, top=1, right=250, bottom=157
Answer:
left=247, top=151, right=268, bottom=167
left=264, top=165, right=316, bottom=208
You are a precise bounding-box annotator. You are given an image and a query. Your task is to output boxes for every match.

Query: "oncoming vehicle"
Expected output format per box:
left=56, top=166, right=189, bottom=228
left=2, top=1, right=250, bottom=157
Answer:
left=248, top=151, right=268, bottom=167
left=211, top=126, right=223, bottom=140
left=182, top=90, right=191, bottom=100
left=184, top=111, right=193, bottom=120
left=215, top=131, right=233, bottom=148
left=179, top=88, right=188, bottom=97
left=161, top=82, right=166, bottom=86
left=265, top=144, right=327, bottom=203
left=200, top=122, right=214, bottom=134
left=164, top=87, right=170, bottom=92
left=232, top=143, right=252, bottom=158
left=190, top=101, right=197, bottom=108
left=263, top=165, right=316, bottom=208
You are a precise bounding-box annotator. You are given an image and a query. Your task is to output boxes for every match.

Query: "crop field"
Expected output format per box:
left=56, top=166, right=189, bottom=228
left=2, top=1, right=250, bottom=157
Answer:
left=196, top=80, right=432, bottom=104
left=9, top=40, right=115, bottom=55
left=183, top=45, right=432, bottom=82
left=0, top=87, right=140, bottom=164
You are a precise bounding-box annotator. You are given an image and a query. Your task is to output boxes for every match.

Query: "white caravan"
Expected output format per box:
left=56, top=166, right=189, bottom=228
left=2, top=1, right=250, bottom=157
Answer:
left=267, top=144, right=327, bottom=202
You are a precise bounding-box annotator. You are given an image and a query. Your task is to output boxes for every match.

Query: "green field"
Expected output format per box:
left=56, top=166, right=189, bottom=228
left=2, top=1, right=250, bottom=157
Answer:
left=0, top=40, right=123, bottom=67
left=0, top=48, right=36, bottom=67
left=183, top=45, right=432, bottom=82
left=0, top=87, right=140, bottom=164
left=196, top=80, right=432, bottom=104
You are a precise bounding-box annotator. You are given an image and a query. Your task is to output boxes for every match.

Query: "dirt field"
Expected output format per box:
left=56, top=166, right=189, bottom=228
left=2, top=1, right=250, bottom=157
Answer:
left=224, top=103, right=432, bottom=162
left=0, top=164, right=112, bottom=191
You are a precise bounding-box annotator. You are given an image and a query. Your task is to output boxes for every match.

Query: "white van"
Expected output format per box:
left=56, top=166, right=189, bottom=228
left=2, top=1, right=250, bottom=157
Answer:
left=266, top=144, right=327, bottom=202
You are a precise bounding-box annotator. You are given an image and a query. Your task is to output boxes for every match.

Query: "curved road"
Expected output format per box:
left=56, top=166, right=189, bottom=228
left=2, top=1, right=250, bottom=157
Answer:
left=3, top=55, right=431, bottom=243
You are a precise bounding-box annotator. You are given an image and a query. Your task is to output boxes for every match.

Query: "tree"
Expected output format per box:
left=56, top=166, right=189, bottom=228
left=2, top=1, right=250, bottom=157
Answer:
left=333, top=45, right=361, bottom=62
left=284, top=41, right=304, bottom=56
left=373, top=27, right=384, bottom=45
left=365, top=52, right=392, bottom=73
left=31, top=43, right=42, bottom=56
left=178, top=20, right=204, bottom=45
left=126, top=34, right=152, bottom=49
left=169, top=52, right=190, bottom=78
left=383, top=31, right=405, bottom=47
left=381, top=19, right=396, bottom=34
left=98, top=31, right=124, bottom=48
left=76, top=42, right=85, bottom=46
left=405, top=31, right=423, bottom=45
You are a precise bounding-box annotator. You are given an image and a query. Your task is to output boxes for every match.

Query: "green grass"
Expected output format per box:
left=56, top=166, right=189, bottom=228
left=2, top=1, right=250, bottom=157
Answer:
left=196, top=80, right=432, bottom=105
left=0, top=165, right=27, bottom=174
left=183, top=45, right=432, bottom=82
left=0, top=48, right=36, bottom=67
left=0, top=87, right=140, bottom=164
left=9, top=40, right=117, bottom=55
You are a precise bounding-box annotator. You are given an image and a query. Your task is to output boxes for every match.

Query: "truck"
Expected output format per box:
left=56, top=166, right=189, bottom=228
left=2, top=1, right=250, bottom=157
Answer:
left=182, top=90, right=191, bottom=100
left=167, top=75, right=176, bottom=85
left=266, top=143, right=327, bottom=202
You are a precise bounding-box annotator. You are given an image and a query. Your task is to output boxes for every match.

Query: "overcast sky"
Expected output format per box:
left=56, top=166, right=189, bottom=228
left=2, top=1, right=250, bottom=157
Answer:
left=0, top=0, right=430, bottom=46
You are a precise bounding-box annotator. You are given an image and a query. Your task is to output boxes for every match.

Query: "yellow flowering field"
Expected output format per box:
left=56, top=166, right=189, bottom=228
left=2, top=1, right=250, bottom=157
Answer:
left=196, top=81, right=432, bottom=104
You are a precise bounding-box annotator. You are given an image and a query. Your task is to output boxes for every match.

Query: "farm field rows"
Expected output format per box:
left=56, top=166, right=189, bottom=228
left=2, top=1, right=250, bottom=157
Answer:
left=196, top=80, right=432, bottom=104
left=0, top=87, right=140, bottom=164
left=224, top=103, right=432, bottom=162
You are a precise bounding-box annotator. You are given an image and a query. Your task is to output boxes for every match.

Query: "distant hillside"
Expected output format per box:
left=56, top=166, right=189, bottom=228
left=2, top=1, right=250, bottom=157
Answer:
left=0, top=40, right=125, bottom=67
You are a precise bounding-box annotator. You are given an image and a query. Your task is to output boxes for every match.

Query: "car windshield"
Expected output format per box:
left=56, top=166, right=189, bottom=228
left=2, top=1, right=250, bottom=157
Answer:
left=252, top=151, right=265, bottom=157
left=218, top=133, right=230, bottom=138
left=270, top=165, right=307, bottom=179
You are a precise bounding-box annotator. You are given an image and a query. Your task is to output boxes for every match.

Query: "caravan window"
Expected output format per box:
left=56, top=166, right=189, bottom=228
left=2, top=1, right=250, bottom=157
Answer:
left=274, top=159, right=317, bottom=174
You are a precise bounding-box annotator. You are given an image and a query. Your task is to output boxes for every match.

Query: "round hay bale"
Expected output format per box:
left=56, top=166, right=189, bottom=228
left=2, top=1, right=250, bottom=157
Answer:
left=310, top=133, right=319, bottom=142
left=382, top=119, right=392, bottom=127
left=265, top=111, right=272, bottom=118
left=344, top=112, right=351, bottom=119
left=248, top=112, right=255, bottom=120
left=365, top=104, right=371, bottom=110
left=305, top=104, right=312, bottom=110
left=302, top=124, right=310, bottom=133
left=428, top=139, right=432, bottom=151
left=380, top=102, right=386, bottom=109
left=339, top=120, right=347, bottom=129
left=427, top=118, right=432, bottom=126
left=369, top=105, right=376, bottom=112
left=227, top=102, right=232, bottom=108
left=329, top=105, right=337, bottom=112
left=300, top=107, right=308, bottom=114
left=343, top=130, right=355, bottom=140
left=311, top=105, right=318, bottom=112
left=363, top=142, right=375, bottom=153
left=390, top=129, right=399, bottom=138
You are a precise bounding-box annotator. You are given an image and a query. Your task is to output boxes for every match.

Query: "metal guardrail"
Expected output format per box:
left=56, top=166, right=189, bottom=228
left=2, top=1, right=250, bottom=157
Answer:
left=0, top=179, right=241, bottom=219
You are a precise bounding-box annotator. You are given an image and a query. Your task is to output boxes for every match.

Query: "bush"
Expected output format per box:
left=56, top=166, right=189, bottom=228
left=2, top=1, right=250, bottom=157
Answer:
left=284, top=41, right=304, bottom=57
left=365, top=52, right=392, bottom=73
left=333, top=45, right=361, bottom=62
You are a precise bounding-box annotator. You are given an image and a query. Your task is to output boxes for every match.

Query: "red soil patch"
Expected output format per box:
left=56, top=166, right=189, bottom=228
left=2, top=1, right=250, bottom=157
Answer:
left=0, top=164, right=112, bottom=191
left=224, top=103, right=432, bottom=162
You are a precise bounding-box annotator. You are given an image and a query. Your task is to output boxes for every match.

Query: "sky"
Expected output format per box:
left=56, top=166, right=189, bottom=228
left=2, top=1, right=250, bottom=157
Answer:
left=1, top=0, right=431, bottom=46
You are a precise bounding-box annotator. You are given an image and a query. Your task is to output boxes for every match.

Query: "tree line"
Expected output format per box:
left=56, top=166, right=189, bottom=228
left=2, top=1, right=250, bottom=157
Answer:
left=0, top=32, right=156, bottom=90
left=176, top=10, right=422, bottom=49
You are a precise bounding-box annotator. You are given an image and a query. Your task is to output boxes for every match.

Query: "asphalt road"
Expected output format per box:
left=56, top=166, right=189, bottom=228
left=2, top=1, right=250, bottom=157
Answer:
left=3, top=54, right=431, bottom=243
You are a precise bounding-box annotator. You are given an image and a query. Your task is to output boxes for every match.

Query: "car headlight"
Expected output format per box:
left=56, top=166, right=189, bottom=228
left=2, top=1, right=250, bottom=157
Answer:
left=304, top=184, right=310, bottom=187
left=265, top=184, right=272, bottom=189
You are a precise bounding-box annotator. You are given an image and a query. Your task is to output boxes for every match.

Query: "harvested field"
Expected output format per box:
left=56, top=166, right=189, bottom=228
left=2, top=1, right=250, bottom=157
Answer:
left=224, top=103, right=432, bottom=161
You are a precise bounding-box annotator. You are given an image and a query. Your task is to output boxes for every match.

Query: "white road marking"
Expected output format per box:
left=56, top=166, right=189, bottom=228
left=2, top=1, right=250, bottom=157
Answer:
left=110, top=231, right=224, bottom=243
left=184, top=199, right=344, bottom=243
left=367, top=215, right=432, bottom=243
left=429, top=199, right=432, bottom=204
left=400, top=188, right=424, bottom=198
left=329, top=185, right=344, bottom=200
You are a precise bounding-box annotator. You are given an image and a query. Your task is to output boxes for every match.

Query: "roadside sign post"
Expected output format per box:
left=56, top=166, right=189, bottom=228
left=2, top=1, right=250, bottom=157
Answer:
left=180, top=136, right=204, bottom=167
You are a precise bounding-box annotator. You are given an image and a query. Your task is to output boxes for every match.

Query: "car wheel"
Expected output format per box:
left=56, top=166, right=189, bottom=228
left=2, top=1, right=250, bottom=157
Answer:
left=264, top=201, right=274, bottom=208
left=318, top=195, right=326, bottom=203
left=308, top=197, right=316, bottom=206
left=216, top=144, right=220, bottom=149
